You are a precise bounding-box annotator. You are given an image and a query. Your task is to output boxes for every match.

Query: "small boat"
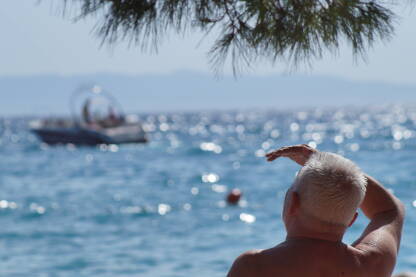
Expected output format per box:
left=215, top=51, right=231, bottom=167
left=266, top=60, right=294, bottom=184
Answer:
left=30, top=85, right=148, bottom=145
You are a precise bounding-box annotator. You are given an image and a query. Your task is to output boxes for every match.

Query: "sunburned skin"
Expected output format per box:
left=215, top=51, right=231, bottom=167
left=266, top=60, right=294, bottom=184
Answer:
left=232, top=239, right=365, bottom=277
left=227, top=145, right=405, bottom=277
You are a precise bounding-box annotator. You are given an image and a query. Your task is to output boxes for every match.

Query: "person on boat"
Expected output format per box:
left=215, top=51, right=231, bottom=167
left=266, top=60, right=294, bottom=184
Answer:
left=227, top=144, right=404, bottom=277
left=82, top=99, right=92, bottom=125
left=106, top=106, right=123, bottom=127
left=81, top=99, right=102, bottom=129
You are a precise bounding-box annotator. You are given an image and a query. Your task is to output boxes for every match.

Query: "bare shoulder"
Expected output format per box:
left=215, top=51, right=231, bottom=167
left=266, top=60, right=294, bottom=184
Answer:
left=346, top=245, right=390, bottom=277
left=227, top=250, right=263, bottom=277
left=350, top=210, right=405, bottom=277
left=352, top=176, right=405, bottom=277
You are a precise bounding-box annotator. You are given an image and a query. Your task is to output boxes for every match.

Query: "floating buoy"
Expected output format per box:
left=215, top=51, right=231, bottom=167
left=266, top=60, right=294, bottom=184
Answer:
left=226, top=188, right=242, bottom=205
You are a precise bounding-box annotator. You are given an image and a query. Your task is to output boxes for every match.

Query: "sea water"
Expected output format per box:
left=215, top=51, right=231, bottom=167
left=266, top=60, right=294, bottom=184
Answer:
left=0, top=105, right=415, bottom=276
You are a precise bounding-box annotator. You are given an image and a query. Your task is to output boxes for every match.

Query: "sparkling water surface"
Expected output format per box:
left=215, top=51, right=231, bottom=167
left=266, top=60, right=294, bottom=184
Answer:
left=1, top=106, right=415, bottom=276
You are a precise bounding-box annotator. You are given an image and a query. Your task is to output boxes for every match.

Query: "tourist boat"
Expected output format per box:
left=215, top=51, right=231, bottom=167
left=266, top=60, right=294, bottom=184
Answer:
left=30, top=85, right=148, bottom=145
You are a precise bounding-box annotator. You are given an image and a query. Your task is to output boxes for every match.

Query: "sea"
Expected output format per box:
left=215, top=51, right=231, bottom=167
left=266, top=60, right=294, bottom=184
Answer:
left=0, top=105, right=415, bottom=277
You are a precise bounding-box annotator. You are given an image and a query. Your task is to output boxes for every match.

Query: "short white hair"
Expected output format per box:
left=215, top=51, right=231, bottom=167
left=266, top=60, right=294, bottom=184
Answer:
left=293, top=152, right=367, bottom=226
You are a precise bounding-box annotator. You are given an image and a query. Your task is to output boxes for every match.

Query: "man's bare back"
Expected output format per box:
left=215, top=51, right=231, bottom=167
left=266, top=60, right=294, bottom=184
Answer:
left=229, top=239, right=378, bottom=277
left=227, top=145, right=404, bottom=277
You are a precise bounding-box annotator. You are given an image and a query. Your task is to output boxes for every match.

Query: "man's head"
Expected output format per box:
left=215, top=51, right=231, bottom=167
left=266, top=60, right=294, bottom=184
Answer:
left=283, top=152, right=367, bottom=231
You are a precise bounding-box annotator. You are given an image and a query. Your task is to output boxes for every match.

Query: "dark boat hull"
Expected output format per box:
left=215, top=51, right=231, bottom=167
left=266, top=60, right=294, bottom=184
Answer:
left=32, top=125, right=147, bottom=146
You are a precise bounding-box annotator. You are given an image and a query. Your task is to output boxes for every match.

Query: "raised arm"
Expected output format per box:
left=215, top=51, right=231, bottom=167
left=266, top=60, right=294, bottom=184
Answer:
left=267, top=145, right=405, bottom=276
left=352, top=174, right=405, bottom=276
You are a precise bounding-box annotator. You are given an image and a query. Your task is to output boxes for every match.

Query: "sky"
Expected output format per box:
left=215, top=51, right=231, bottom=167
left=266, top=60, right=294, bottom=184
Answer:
left=1, top=1, right=416, bottom=84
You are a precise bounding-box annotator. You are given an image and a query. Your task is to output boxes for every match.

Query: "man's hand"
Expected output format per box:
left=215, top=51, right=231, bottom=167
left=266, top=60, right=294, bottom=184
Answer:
left=265, top=144, right=317, bottom=166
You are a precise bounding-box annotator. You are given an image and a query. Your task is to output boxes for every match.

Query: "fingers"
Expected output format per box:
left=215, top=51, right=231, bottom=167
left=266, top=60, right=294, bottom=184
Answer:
left=265, top=144, right=317, bottom=163
left=265, top=146, right=297, bottom=162
left=265, top=152, right=280, bottom=162
left=265, top=146, right=288, bottom=159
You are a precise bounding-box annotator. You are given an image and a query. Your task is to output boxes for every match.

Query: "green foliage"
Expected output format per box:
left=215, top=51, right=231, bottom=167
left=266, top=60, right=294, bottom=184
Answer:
left=65, top=0, right=399, bottom=73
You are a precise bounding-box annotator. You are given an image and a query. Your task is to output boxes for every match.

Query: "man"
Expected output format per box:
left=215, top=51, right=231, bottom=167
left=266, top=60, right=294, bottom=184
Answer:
left=227, top=144, right=405, bottom=277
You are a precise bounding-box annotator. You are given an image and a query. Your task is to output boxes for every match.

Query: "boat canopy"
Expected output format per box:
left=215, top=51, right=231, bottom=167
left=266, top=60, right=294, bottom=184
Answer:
left=70, top=85, right=125, bottom=128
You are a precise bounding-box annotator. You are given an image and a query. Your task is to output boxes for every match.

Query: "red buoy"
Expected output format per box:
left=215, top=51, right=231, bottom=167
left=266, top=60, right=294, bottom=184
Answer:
left=226, top=188, right=242, bottom=205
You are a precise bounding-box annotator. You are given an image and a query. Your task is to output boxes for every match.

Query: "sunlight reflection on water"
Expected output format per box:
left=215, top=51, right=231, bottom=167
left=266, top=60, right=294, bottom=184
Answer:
left=0, top=105, right=415, bottom=276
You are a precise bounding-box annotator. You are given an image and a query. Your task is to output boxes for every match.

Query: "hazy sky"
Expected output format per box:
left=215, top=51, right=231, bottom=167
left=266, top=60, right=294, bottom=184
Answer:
left=1, top=1, right=416, bottom=84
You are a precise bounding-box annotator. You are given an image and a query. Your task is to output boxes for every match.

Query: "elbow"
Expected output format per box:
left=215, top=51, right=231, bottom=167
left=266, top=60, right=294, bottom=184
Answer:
left=396, top=199, right=405, bottom=219
left=389, top=196, right=406, bottom=224
left=392, top=193, right=405, bottom=215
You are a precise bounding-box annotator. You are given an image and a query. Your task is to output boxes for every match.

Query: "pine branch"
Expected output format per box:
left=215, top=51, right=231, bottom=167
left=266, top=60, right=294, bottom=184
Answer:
left=61, top=0, right=403, bottom=74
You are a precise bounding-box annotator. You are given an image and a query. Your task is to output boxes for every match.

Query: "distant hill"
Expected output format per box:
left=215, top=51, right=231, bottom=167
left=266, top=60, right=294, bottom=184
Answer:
left=0, top=72, right=415, bottom=116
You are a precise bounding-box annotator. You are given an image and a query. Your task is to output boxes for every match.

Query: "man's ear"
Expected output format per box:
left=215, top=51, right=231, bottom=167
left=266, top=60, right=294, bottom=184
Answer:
left=348, top=212, right=358, bottom=227
left=288, top=191, right=300, bottom=215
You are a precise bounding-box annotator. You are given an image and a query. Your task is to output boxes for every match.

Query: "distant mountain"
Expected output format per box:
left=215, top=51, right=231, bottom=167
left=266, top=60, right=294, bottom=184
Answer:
left=0, top=72, right=415, bottom=116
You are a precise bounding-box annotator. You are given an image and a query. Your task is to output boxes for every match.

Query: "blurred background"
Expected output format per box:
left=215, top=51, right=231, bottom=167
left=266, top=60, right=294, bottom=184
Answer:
left=0, top=1, right=415, bottom=276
